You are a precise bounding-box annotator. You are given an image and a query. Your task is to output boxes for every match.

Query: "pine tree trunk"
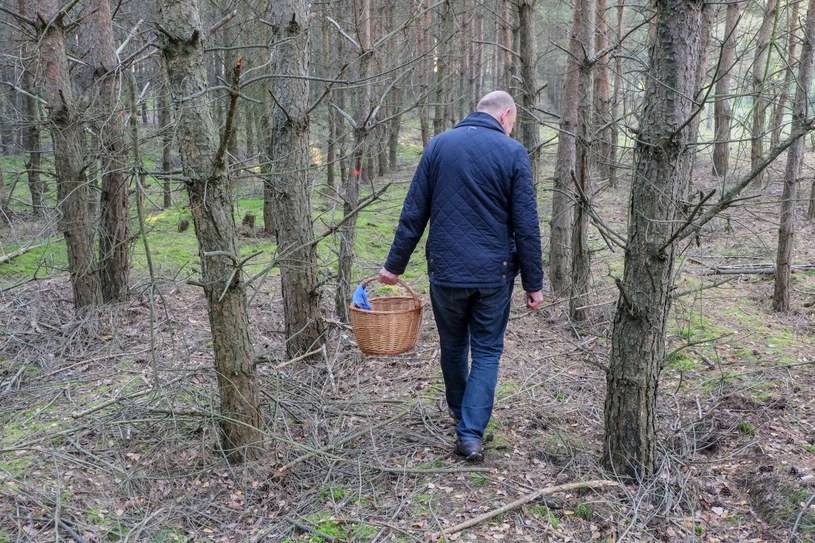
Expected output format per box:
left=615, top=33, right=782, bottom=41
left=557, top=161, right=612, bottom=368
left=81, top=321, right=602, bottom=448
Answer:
left=432, top=0, right=453, bottom=135
left=86, top=0, right=131, bottom=303
left=264, top=0, right=325, bottom=359
left=517, top=0, right=540, bottom=183
left=712, top=1, right=742, bottom=179
left=549, top=3, right=585, bottom=298
left=594, top=0, right=612, bottom=180
left=416, top=0, right=431, bottom=147
left=603, top=0, right=705, bottom=478
left=773, top=0, right=815, bottom=312
left=159, top=63, right=174, bottom=209
left=569, top=0, right=595, bottom=322
left=771, top=0, right=801, bottom=149
left=751, top=0, right=779, bottom=189
left=36, top=0, right=102, bottom=310
left=336, top=0, right=373, bottom=322
left=158, top=0, right=262, bottom=462
left=19, top=0, right=44, bottom=216
left=608, top=0, right=625, bottom=187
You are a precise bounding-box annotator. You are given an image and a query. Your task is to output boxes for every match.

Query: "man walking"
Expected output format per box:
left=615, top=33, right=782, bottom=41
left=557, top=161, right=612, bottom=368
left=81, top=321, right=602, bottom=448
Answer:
left=379, top=90, right=544, bottom=461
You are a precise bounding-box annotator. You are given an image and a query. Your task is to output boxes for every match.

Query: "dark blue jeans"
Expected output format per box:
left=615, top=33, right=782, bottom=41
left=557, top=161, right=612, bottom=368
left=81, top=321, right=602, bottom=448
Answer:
left=430, top=282, right=514, bottom=444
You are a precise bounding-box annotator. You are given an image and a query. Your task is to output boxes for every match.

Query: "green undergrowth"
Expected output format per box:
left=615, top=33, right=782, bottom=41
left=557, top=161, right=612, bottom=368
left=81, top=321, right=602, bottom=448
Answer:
left=0, top=170, right=426, bottom=287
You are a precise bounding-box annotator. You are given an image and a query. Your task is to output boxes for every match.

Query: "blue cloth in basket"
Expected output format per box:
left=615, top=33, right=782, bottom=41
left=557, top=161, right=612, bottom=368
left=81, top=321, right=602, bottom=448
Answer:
left=352, top=284, right=372, bottom=310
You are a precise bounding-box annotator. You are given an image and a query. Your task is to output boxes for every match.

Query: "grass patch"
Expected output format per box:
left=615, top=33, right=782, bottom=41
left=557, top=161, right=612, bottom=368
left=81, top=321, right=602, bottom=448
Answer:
left=495, top=380, right=521, bottom=402
left=571, top=502, right=593, bottom=521
left=0, top=456, right=33, bottom=478
left=528, top=505, right=560, bottom=528
left=666, top=351, right=698, bottom=373
left=485, top=418, right=510, bottom=449
left=319, top=486, right=346, bottom=502
left=738, top=420, right=756, bottom=435
left=468, top=473, right=490, bottom=487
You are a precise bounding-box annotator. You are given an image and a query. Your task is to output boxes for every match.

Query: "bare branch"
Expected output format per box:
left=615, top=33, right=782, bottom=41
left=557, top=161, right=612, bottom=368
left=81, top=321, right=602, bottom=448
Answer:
left=327, top=16, right=361, bottom=52
left=209, top=9, right=237, bottom=34
left=213, top=57, right=242, bottom=172
left=115, top=18, right=143, bottom=60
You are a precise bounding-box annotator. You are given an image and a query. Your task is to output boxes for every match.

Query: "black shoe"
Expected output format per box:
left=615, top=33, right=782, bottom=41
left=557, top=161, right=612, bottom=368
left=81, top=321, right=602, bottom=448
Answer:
left=447, top=407, right=460, bottom=423
left=455, top=439, right=483, bottom=462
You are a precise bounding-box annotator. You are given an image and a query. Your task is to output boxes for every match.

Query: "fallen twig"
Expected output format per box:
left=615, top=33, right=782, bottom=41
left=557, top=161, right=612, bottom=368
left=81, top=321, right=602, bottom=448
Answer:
left=444, top=479, right=620, bottom=535
left=0, top=239, right=54, bottom=265
left=284, top=515, right=337, bottom=542
left=277, top=406, right=412, bottom=473
left=701, top=264, right=815, bottom=275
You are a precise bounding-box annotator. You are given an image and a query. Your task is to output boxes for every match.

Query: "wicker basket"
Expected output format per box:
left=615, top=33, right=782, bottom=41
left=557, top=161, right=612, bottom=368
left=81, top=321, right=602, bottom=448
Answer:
left=349, top=275, right=424, bottom=356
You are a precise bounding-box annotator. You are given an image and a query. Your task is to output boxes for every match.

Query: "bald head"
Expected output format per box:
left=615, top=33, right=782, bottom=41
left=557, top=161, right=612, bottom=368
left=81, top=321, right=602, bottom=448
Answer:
left=476, top=91, right=517, bottom=135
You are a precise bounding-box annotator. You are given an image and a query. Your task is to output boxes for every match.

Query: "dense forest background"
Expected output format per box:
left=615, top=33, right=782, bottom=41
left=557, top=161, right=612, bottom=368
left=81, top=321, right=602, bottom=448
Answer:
left=1, top=0, right=814, bottom=541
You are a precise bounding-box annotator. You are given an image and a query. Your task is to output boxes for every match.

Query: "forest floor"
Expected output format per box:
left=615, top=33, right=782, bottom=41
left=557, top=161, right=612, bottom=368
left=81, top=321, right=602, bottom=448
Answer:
left=1, top=157, right=815, bottom=543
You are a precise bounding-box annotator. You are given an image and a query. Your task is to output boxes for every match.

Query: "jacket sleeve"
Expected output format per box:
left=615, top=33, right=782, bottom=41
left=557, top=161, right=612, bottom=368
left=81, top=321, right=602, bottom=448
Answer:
left=510, top=146, right=544, bottom=292
left=384, top=147, right=433, bottom=275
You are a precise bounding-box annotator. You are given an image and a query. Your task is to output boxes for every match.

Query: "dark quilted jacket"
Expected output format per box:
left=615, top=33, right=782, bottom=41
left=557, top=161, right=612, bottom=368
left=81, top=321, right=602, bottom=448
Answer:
left=384, top=112, right=543, bottom=292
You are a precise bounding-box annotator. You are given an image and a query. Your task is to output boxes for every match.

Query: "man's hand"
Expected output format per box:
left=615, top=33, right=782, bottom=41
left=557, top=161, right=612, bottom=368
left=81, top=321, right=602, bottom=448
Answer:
left=379, top=267, right=399, bottom=285
left=526, top=290, right=543, bottom=310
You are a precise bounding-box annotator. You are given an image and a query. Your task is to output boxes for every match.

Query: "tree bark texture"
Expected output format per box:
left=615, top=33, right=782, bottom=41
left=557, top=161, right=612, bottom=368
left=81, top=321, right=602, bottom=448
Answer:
left=608, top=0, right=625, bottom=187
left=416, top=0, right=432, bottom=147
left=548, top=2, right=584, bottom=298
left=85, top=0, right=131, bottom=303
left=603, top=0, right=705, bottom=478
left=264, top=0, right=325, bottom=359
left=773, top=0, right=815, bottom=312
left=336, top=0, right=373, bottom=322
left=712, top=0, right=742, bottom=179
left=19, top=0, right=44, bottom=216
left=594, top=0, right=612, bottom=180
left=157, top=0, right=262, bottom=463
left=159, top=63, right=173, bottom=209
left=432, top=0, right=453, bottom=135
left=35, top=0, right=102, bottom=309
left=517, top=0, right=540, bottom=182
left=569, top=0, right=595, bottom=322
left=771, top=0, right=801, bottom=149
left=751, top=0, right=779, bottom=188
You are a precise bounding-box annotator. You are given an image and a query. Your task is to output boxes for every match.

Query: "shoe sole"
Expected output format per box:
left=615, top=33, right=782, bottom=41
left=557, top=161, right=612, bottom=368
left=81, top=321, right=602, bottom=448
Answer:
left=463, top=451, right=483, bottom=462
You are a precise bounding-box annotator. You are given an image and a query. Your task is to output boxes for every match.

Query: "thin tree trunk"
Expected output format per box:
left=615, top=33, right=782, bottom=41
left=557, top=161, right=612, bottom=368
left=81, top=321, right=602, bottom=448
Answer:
left=806, top=177, right=815, bottom=219
left=388, top=85, right=403, bottom=171
left=336, top=0, right=373, bottom=322
left=712, top=0, right=742, bottom=180
left=773, top=0, right=815, bottom=312
left=594, top=0, right=612, bottom=180
left=548, top=3, right=584, bottom=298
left=159, top=62, right=174, bottom=209
left=603, top=0, right=705, bottom=478
left=86, top=0, right=131, bottom=303
left=517, top=0, right=540, bottom=183
left=569, top=0, right=595, bottom=322
left=322, top=17, right=338, bottom=190
left=751, top=0, right=779, bottom=188
left=771, top=0, right=801, bottom=150
left=19, top=0, right=44, bottom=216
left=433, top=0, right=453, bottom=135
left=608, top=0, right=624, bottom=187
left=472, top=10, right=484, bottom=104
left=500, top=0, right=512, bottom=89
left=417, top=0, right=431, bottom=146
left=264, top=0, right=325, bottom=359
left=158, top=0, right=262, bottom=462
left=36, top=0, right=102, bottom=310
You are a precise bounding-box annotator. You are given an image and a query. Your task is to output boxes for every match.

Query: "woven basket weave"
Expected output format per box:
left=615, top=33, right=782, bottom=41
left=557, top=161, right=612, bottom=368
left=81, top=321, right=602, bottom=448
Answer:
left=349, top=275, right=424, bottom=356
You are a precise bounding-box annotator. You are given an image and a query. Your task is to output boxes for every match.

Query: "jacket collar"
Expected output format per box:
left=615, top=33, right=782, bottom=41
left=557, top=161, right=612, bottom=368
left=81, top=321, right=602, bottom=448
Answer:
left=454, top=111, right=505, bottom=133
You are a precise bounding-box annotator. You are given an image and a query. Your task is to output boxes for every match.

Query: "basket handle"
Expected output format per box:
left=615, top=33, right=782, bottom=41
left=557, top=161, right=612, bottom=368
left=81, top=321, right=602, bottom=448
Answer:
left=359, top=274, right=421, bottom=303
